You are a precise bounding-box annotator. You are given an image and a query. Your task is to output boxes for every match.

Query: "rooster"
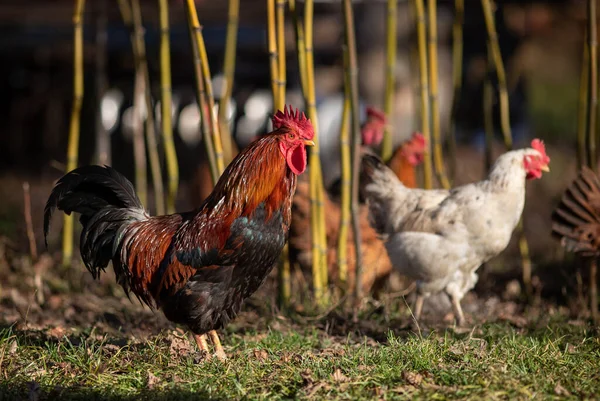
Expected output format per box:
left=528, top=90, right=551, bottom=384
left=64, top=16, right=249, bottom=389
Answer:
left=552, top=166, right=600, bottom=255
left=44, top=106, right=314, bottom=360
left=360, top=139, right=550, bottom=325
left=290, top=123, right=427, bottom=295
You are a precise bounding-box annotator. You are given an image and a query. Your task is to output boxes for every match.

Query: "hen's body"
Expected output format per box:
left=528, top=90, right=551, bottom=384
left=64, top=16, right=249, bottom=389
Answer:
left=361, top=146, right=547, bottom=324
left=44, top=128, right=302, bottom=357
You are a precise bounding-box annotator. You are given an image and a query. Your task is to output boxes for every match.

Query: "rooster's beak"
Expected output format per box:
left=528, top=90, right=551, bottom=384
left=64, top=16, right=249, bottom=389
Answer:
left=304, top=139, right=315, bottom=147
left=541, top=165, right=550, bottom=172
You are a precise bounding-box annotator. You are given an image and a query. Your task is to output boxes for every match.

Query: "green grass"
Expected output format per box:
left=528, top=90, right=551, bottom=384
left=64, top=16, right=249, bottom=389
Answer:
left=1, top=320, right=598, bottom=400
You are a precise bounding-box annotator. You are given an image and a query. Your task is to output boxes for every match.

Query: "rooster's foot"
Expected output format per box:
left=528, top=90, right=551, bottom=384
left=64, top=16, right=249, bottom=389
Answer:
left=208, top=330, right=227, bottom=361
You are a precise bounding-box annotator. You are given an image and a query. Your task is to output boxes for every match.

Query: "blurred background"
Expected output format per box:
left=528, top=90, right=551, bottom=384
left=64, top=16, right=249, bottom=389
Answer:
left=0, top=0, right=592, bottom=318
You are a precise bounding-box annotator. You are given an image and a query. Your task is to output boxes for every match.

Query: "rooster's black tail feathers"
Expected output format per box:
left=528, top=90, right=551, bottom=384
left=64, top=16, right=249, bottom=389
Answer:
left=44, top=165, right=147, bottom=277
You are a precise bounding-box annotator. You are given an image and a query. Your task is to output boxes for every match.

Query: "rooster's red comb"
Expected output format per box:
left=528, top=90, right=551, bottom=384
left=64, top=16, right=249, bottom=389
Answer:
left=272, top=105, right=314, bottom=139
left=366, top=106, right=387, bottom=123
left=531, top=138, right=550, bottom=164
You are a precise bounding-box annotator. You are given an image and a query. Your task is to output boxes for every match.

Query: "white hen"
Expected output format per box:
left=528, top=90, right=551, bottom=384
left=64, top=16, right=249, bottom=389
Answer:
left=360, top=139, right=550, bottom=325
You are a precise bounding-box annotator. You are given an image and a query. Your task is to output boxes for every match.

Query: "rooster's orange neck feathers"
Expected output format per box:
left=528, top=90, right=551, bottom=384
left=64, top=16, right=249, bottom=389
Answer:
left=203, top=134, right=296, bottom=223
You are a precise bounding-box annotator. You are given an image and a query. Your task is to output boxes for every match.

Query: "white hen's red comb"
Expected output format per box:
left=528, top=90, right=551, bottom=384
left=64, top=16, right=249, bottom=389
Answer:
left=531, top=138, right=550, bottom=164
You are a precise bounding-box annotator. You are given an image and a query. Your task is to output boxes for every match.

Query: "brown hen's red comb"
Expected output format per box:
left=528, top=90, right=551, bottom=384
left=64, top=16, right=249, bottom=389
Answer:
left=411, top=132, right=426, bottom=148
left=366, top=106, right=387, bottom=123
left=272, top=105, right=315, bottom=139
left=531, top=138, right=550, bottom=164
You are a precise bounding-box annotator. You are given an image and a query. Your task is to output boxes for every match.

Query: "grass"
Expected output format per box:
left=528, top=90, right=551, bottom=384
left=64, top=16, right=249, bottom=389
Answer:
left=1, top=316, right=598, bottom=400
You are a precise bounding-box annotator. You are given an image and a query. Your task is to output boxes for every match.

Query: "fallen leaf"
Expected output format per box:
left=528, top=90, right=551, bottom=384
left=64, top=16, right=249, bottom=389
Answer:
left=402, top=371, right=423, bottom=386
left=147, top=371, right=160, bottom=389
left=46, top=326, right=67, bottom=339
left=332, top=368, right=349, bottom=383
left=253, top=349, right=268, bottom=361
left=168, top=334, right=192, bottom=359
left=8, top=340, right=18, bottom=355
left=554, top=383, right=570, bottom=396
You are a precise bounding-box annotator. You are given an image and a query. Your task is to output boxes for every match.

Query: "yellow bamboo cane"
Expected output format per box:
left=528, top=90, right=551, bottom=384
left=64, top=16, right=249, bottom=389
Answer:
left=342, top=0, right=363, bottom=302
left=289, top=0, right=308, bottom=97
left=447, top=0, right=464, bottom=183
left=184, top=5, right=219, bottom=185
left=588, top=0, right=598, bottom=171
left=158, top=0, right=179, bottom=214
left=381, top=0, right=397, bottom=162
left=186, top=0, right=225, bottom=176
left=120, top=0, right=165, bottom=215
left=267, top=0, right=280, bottom=107
left=276, top=0, right=287, bottom=105
left=587, top=0, right=598, bottom=322
left=132, top=68, right=148, bottom=207
left=413, top=0, right=433, bottom=189
left=481, top=0, right=511, bottom=150
left=482, top=0, right=533, bottom=295
left=62, top=0, right=86, bottom=268
left=268, top=0, right=291, bottom=307
left=338, top=71, right=351, bottom=287
left=428, top=0, right=450, bottom=190
left=218, top=0, right=240, bottom=165
left=304, top=0, right=328, bottom=307
left=577, top=32, right=589, bottom=168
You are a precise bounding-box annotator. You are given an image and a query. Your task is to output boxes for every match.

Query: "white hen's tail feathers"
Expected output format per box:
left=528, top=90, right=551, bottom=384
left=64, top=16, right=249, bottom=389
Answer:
left=552, top=166, right=600, bottom=256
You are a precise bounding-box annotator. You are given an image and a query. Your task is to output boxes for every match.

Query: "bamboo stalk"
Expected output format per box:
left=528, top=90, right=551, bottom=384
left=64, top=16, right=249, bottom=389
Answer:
left=481, top=0, right=511, bottom=150
left=591, top=259, right=598, bottom=322
left=62, top=0, right=86, bottom=268
left=158, top=0, right=179, bottom=214
left=132, top=68, right=148, bottom=207
left=94, top=0, right=110, bottom=166
left=122, top=0, right=166, bottom=215
left=482, top=0, right=534, bottom=294
left=218, top=0, right=240, bottom=165
left=588, top=0, right=598, bottom=322
left=184, top=5, right=219, bottom=185
left=342, top=0, right=363, bottom=303
left=427, top=0, right=450, bottom=189
left=338, top=72, right=351, bottom=287
left=447, top=0, right=464, bottom=184
left=268, top=0, right=280, bottom=107
left=381, top=0, right=397, bottom=162
left=588, top=0, right=598, bottom=169
left=186, top=0, right=225, bottom=176
left=269, top=0, right=291, bottom=308
left=578, top=33, right=589, bottom=168
left=276, top=0, right=287, bottom=105
left=289, top=0, right=308, bottom=97
left=483, top=70, right=494, bottom=172
left=413, top=0, right=433, bottom=189
left=303, top=0, right=328, bottom=306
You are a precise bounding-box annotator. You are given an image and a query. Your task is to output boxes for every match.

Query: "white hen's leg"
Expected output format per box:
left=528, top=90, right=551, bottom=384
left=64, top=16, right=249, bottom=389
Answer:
left=450, top=295, right=466, bottom=327
left=413, top=294, right=425, bottom=322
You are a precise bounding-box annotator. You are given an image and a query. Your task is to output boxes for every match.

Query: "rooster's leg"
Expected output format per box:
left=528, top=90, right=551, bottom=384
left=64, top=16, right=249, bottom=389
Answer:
left=450, top=295, right=466, bottom=327
left=413, top=294, right=424, bottom=322
left=193, top=333, right=211, bottom=359
left=208, top=330, right=227, bottom=361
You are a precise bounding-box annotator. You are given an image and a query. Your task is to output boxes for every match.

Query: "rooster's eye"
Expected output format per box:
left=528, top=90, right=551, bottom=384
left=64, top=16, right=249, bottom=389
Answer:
left=288, top=133, right=296, bottom=140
